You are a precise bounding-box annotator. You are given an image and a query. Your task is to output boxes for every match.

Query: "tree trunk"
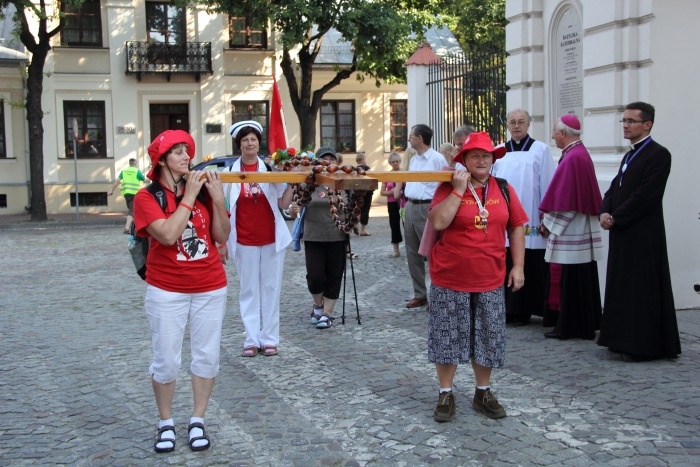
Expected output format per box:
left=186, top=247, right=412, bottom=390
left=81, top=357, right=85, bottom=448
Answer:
left=19, top=5, right=57, bottom=222
left=280, top=45, right=354, bottom=153
left=26, top=48, right=49, bottom=221
left=297, top=106, right=317, bottom=151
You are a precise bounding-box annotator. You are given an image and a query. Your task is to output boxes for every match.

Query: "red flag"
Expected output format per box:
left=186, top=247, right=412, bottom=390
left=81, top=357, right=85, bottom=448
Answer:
left=268, top=76, right=288, bottom=153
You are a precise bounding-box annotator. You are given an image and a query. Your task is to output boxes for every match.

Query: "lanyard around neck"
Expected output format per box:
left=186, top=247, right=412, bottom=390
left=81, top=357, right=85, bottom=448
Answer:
left=509, top=136, right=531, bottom=152
left=619, top=138, right=652, bottom=186
left=467, top=178, right=490, bottom=220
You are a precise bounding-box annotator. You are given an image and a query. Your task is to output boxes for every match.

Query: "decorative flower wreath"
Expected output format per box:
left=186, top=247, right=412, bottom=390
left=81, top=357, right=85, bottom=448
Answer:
left=279, top=153, right=368, bottom=234
left=271, top=147, right=298, bottom=165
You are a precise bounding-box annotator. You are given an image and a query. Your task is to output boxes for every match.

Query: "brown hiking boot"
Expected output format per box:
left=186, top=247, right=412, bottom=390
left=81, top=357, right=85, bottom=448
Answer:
left=472, top=388, right=506, bottom=419
left=433, top=391, right=456, bottom=422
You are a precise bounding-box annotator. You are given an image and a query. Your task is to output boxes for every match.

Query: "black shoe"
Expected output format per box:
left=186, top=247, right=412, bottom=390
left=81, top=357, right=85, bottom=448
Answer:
left=506, top=315, right=530, bottom=325
left=544, top=330, right=566, bottom=340
left=621, top=353, right=654, bottom=362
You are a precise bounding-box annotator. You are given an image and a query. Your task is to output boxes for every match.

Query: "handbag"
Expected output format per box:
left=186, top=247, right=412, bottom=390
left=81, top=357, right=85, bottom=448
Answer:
left=418, top=220, right=441, bottom=258
left=291, top=207, right=306, bottom=251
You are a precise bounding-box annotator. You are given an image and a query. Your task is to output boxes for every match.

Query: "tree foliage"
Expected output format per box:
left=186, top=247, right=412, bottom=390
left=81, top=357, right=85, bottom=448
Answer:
left=441, top=0, right=506, bottom=52
left=199, top=0, right=440, bottom=149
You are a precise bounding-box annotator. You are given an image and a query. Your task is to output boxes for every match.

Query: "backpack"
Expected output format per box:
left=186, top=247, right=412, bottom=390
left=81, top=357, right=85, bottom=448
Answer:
left=493, top=176, right=510, bottom=207
left=128, top=182, right=167, bottom=280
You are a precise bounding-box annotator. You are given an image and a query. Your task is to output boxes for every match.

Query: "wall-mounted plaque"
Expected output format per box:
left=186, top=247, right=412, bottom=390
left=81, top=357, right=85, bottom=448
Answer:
left=205, top=123, right=222, bottom=134
left=117, top=125, right=136, bottom=134
left=554, top=8, right=583, bottom=119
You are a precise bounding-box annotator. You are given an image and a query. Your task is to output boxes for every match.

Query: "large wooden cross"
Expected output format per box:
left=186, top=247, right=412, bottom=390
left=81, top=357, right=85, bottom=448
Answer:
left=217, top=171, right=454, bottom=190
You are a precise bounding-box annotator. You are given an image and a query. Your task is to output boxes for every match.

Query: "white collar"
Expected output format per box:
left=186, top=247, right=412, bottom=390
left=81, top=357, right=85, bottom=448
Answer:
left=629, top=134, right=651, bottom=150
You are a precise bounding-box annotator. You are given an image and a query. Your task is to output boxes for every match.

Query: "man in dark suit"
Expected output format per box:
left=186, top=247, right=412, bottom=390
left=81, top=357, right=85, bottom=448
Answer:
left=597, top=101, right=681, bottom=361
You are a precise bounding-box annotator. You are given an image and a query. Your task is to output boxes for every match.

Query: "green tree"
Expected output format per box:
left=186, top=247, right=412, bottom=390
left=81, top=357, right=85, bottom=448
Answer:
left=442, top=0, right=506, bottom=52
left=201, top=0, right=439, bottom=150
left=0, top=0, right=80, bottom=221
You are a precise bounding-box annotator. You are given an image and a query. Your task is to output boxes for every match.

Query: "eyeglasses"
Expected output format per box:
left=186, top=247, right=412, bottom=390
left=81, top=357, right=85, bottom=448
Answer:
left=389, top=160, right=401, bottom=163
left=507, top=120, right=528, bottom=127
left=619, top=119, right=647, bottom=125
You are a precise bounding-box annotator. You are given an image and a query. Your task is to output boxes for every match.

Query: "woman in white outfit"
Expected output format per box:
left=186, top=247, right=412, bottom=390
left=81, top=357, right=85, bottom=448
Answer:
left=222, top=121, right=293, bottom=357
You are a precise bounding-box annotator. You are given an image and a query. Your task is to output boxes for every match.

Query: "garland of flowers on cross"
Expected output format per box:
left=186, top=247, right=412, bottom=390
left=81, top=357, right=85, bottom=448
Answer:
left=272, top=148, right=368, bottom=234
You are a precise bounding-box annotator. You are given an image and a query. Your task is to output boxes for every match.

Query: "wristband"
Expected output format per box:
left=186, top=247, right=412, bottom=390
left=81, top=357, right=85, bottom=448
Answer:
left=179, top=202, right=194, bottom=212
left=450, top=190, right=463, bottom=199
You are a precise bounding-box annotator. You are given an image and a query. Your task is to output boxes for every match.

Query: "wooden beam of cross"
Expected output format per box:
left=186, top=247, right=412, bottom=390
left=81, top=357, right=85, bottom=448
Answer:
left=214, top=171, right=454, bottom=191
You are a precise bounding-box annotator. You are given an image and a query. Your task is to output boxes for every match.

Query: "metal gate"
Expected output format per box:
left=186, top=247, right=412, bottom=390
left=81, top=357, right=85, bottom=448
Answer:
left=427, top=43, right=507, bottom=146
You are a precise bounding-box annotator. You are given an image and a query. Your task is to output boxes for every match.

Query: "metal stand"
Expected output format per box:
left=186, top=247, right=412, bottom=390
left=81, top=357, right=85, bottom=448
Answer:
left=341, top=234, right=361, bottom=325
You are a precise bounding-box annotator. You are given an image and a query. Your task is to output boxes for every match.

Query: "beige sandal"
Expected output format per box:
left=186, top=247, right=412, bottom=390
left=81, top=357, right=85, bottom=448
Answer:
left=241, top=346, right=258, bottom=357
left=261, top=345, right=278, bottom=356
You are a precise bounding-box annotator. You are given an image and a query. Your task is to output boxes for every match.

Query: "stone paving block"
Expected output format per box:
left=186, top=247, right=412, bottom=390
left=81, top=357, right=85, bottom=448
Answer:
left=1, top=220, right=699, bottom=465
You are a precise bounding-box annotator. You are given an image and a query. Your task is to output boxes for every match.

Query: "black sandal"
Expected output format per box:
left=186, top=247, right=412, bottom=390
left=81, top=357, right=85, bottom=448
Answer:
left=154, top=425, right=176, bottom=453
left=188, top=422, right=210, bottom=451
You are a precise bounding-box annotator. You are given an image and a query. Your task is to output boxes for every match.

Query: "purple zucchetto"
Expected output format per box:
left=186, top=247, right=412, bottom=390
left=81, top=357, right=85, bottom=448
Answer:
left=560, top=114, right=581, bottom=131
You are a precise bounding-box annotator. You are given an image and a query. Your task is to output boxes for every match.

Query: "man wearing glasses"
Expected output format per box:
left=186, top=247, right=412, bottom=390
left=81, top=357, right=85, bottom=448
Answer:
left=597, top=101, right=680, bottom=361
left=492, top=109, right=556, bottom=326
left=403, top=124, right=448, bottom=309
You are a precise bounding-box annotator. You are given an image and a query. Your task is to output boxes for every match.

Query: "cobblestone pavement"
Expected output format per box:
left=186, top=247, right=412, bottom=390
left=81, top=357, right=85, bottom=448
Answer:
left=1, top=209, right=699, bottom=466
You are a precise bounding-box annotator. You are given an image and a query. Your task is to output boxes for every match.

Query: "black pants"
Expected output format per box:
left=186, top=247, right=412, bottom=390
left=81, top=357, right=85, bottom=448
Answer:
left=359, top=191, right=373, bottom=225
left=304, top=240, right=346, bottom=299
left=505, top=248, right=547, bottom=322
left=387, top=201, right=403, bottom=244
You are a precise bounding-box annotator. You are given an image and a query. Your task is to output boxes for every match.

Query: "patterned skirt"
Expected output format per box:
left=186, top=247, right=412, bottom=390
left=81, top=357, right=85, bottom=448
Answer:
left=428, top=284, right=506, bottom=368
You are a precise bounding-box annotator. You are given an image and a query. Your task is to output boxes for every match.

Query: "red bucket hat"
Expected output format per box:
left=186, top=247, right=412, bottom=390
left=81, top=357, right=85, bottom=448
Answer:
left=147, top=130, right=195, bottom=180
left=453, top=131, right=506, bottom=166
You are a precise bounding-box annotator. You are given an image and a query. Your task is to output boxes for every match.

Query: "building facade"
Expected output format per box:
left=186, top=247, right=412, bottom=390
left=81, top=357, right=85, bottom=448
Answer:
left=506, top=0, right=699, bottom=308
left=0, top=1, right=462, bottom=215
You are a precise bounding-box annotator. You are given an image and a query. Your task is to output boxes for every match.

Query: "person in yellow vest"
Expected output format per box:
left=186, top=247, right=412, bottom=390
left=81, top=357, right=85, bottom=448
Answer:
left=110, top=158, right=146, bottom=233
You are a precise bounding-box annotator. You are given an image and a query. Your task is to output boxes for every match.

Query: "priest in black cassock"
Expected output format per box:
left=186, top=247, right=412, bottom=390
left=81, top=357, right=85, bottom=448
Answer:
left=598, top=101, right=680, bottom=361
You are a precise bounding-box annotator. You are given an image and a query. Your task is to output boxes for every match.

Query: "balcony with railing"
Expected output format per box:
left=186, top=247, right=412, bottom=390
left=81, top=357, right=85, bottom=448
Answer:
left=125, top=41, right=213, bottom=81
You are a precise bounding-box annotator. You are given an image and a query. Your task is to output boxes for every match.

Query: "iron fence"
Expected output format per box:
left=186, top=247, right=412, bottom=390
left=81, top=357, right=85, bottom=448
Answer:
left=427, top=43, right=507, bottom=146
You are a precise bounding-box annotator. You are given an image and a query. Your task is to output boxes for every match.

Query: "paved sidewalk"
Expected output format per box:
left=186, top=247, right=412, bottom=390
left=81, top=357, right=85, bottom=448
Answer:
left=1, top=208, right=699, bottom=466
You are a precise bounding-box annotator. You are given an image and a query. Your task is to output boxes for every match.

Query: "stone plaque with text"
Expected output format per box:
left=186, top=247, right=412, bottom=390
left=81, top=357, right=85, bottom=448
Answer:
left=554, top=8, right=583, bottom=120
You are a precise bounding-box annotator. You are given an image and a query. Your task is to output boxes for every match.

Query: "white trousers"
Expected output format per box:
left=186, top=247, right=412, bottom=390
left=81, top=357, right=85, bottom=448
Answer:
left=233, top=243, right=285, bottom=348
left=145, top=284, right=227, bottom=384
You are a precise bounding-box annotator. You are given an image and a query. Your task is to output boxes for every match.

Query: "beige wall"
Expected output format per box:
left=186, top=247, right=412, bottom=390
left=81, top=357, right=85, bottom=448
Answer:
left=0, top=66, right=29, bottom=212
left=0, top=0, right=412, bottom=214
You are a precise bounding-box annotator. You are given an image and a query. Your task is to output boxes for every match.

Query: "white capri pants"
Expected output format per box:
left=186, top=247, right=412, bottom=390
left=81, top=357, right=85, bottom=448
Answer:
left=145, top=284, right=227, bottom=384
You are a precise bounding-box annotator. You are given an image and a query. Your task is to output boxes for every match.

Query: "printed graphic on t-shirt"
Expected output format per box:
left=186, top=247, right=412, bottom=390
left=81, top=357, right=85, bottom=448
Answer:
left=177, top=221, right=209, bottom=261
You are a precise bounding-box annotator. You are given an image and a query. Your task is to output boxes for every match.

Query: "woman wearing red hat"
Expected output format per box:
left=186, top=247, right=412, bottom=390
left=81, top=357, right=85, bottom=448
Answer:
left=134, top=129, right=230, bottom=453
left=426, top=131, right=528, bottom=422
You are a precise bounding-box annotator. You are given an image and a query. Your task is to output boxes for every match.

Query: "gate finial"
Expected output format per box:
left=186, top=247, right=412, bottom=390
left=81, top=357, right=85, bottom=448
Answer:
left=406, top=41, right=443, bottom=66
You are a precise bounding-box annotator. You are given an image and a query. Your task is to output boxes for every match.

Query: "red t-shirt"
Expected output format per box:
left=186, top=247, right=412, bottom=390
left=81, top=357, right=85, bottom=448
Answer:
left=429, top=179, right=528, bottom=293
left=235, top=163, right=275, bottom=246
left=134, top=187, right=227, bottom=293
